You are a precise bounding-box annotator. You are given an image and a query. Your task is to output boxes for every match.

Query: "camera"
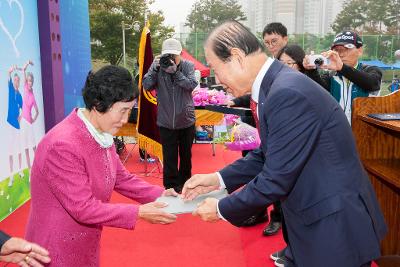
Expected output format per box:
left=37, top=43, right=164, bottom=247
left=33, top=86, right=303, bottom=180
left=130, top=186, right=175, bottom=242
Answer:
left=160, top=54, right=175, bottom=69
left=308, top=55, right=329, bottom=67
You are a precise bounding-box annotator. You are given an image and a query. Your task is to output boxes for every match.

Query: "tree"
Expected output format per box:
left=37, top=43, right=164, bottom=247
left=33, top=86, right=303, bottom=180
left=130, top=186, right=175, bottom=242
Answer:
left=186, top=0, right=246, bottom=33
left=332, top=0, right=399, bottom=34
left=331, top=0, right=367, bottom=33
left=183, top=0, right=246, bottom=62
left=89, top=0, right=174, bottom=68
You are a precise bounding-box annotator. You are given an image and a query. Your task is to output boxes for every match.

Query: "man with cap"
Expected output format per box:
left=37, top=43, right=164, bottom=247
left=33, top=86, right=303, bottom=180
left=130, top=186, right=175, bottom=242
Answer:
left=304, top=30, right=382, bottom=124
left=143, top=38, right=198, bottom=193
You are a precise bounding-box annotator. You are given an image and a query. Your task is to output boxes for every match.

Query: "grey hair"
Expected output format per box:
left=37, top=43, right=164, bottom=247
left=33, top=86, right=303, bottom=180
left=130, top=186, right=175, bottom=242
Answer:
left=206, top=20, right=265, bottom=62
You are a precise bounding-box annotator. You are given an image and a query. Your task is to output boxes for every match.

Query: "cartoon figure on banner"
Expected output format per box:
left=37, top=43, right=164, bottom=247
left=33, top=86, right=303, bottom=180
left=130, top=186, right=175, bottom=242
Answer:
left=20, top=60, right=39, bottom=172
left=6, top=65, right=23, bottom=187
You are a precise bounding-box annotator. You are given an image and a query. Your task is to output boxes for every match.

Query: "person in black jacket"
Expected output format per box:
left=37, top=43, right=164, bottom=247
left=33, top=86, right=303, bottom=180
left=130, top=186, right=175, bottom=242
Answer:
left=304, top=31, right=382, bottom=124
left=0, top=230, right=50, bottom=266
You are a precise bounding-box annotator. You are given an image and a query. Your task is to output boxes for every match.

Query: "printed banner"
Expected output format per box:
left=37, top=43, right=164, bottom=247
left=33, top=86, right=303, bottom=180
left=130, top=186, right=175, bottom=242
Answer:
left=0, top=0, right=45, bottom=220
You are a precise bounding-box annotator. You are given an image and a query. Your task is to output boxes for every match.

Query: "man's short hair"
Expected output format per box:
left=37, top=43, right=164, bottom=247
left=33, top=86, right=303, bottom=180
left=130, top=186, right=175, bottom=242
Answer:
left=262, top=22, right=287, bottom=38
left=206, top=20, right=265, bottom=62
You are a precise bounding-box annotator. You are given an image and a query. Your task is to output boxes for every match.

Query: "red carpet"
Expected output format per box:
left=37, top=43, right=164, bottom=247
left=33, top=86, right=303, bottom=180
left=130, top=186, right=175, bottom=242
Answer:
left=0, top=144, right=378, bottom=267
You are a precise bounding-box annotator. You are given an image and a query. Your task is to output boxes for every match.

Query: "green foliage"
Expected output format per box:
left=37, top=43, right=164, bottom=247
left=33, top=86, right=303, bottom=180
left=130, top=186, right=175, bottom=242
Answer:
left=185, top=0, right=246, bottom=32
left=89, top=0, right=174, bottom=68
left=183, top=0, right=246, bottom=64
left=332, top=0, right=400, bottom=35
left=330, top=0, right=400, bottom=62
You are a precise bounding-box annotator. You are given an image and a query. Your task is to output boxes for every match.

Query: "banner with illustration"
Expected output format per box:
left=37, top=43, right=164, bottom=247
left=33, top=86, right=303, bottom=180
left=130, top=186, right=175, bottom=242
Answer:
left=0, top=0, right=45, bottom=220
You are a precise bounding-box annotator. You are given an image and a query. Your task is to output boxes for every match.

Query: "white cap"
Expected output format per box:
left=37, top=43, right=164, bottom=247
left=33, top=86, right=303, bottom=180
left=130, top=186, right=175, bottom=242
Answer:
left=161, top=38, right=182, bottom=55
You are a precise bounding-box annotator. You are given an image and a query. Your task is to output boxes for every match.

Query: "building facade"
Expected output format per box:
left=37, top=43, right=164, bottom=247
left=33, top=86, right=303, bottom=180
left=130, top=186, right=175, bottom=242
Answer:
left=240, top=0, right=345, bottom=35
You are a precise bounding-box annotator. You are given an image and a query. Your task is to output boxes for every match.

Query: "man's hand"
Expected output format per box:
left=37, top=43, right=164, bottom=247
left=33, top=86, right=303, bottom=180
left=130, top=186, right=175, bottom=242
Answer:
left=152, top=56, right=161, bottom=72
left=182, top=173, right=220, bottom=201
left=138, top=202, right=177, bottom=224
left=320, top=50, right=343, bottom=71
left=193, top=198, right=220, bottom=222
left=303, top=55, right=316, bottom=70
left=0, top=237, right=51, bottom=266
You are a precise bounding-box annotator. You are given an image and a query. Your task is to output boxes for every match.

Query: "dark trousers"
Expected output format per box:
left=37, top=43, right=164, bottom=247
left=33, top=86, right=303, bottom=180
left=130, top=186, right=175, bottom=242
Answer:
left=159, top=125, right=195, bottom=192
left=271, top=201, right=282, bottom=222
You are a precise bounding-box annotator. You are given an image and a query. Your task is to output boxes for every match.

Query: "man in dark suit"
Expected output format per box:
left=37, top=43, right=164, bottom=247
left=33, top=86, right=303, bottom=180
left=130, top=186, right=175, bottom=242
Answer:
left=182, top=21, right=387, bottom=267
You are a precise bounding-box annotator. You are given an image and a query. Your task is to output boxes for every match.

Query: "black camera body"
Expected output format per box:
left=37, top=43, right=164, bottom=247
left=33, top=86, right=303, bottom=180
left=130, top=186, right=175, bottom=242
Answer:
left=160, top=54, right=175, bottom=69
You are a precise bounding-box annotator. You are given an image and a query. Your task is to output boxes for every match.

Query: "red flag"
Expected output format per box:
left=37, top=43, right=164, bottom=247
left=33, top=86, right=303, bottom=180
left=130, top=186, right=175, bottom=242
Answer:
left=137, top=22, right=162, bottom=160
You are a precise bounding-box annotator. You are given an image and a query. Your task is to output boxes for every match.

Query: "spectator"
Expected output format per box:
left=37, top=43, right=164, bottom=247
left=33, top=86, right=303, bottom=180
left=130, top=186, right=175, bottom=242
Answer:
left=304, top=31, right=383, bottom=124
left=277, top=44, right=329, bottom=90
left=143, top=38, right=198, bottom=193
left=262, top=22, right=288, bottom=58
left=388, top=75, right=399, bottom=92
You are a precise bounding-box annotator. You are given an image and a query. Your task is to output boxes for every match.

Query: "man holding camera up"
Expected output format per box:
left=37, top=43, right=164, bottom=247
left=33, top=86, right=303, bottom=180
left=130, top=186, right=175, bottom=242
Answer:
left=143, top=38, right=198, bottom=193
left=304, top=31, right=382, bottom=124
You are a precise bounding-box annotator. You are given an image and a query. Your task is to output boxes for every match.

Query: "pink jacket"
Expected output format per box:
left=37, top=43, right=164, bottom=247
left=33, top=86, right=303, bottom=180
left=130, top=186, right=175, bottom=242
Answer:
left=25, top=109, right=164, bottom=266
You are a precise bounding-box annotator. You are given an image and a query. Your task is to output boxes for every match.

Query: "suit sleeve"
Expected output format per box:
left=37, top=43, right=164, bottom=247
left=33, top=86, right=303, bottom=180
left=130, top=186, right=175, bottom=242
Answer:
left=218, top=89, right=321, bottom=226
left=219, top=148, right=265, bottom=192
left=0, top=231, right=11, bottom=251
left=43, top=143, right=138, bottom=230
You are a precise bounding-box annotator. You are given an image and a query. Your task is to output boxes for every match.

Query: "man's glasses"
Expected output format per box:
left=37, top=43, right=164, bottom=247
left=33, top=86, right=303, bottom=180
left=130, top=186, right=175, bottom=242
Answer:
left=264, top=38, right=279, bottom=47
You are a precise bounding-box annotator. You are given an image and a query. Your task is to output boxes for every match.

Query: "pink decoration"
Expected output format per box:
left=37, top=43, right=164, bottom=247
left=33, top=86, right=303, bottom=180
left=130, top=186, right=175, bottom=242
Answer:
left=192, top=88, right=227, bottom=106
left=225, top=122, right=261, bottom=151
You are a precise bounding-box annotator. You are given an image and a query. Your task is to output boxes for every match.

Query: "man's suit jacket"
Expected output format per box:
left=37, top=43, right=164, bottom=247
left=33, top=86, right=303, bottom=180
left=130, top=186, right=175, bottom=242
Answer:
left=218, top=60, right=387, bottom=267
left=0, top=230, right=11, bottom=251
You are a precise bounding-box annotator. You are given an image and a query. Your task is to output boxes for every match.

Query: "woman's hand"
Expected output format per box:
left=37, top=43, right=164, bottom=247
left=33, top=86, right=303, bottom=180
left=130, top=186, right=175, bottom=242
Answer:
left=138, top=202, right=177, bottom=224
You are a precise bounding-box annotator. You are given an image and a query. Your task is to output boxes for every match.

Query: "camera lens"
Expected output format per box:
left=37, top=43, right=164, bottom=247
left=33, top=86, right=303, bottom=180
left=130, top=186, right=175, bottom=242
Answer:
left=314, top=58, right=324, bottom=66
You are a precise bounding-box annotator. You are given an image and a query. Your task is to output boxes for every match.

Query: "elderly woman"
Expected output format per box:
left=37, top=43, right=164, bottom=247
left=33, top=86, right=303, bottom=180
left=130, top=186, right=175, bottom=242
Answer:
left=25, top=65, right=177, bottom=266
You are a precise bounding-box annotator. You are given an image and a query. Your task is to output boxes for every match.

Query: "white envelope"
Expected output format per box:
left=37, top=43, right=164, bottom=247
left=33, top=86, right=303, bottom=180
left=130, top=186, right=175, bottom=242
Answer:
left=156, top=189, right=228, bottom=214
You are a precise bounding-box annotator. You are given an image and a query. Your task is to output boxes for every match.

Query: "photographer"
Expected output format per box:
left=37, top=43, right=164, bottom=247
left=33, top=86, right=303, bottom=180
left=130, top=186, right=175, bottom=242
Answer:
left=304, top=31, right=382, bottom=124
left=143, top=38, right=198, bottom=193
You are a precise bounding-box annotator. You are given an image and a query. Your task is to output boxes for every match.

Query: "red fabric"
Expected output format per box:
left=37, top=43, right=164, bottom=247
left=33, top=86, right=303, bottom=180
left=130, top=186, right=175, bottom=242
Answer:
left=0, top=144, right=380, bottom=267
left=181, top=49, right=210, bottom=77
left=137, top=30, right=160, bottom=142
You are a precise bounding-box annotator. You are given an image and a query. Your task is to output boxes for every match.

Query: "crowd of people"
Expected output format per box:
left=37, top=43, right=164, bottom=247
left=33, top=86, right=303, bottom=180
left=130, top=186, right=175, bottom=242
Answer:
left=2, top=18, right=389, bottom=267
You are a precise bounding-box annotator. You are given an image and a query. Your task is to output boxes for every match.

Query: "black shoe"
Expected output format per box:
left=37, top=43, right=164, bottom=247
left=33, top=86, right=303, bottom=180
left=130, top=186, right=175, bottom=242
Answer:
left=239, top=213, right=268, bottom=227
left=263, top=220, right=281, bottom=236
left=274, top=255, right=288, bottom=267
left=270, top=248, right=285, bottom=261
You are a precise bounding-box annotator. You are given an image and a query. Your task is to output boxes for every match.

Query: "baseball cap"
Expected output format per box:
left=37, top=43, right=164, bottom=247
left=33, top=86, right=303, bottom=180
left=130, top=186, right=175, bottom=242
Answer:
left=331, top=31, right=363, bottom=49
left=161, top=38, right=182, bottom=55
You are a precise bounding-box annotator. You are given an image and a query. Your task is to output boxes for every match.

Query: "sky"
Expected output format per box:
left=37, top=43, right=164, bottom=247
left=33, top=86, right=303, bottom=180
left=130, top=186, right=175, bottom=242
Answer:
left=149, top=0, right=196, bottom=31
